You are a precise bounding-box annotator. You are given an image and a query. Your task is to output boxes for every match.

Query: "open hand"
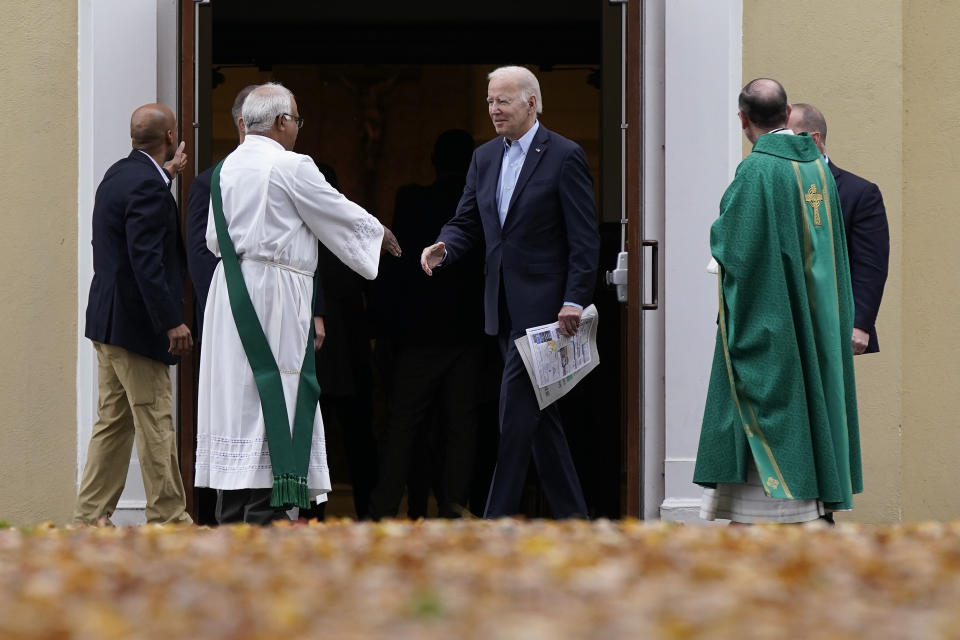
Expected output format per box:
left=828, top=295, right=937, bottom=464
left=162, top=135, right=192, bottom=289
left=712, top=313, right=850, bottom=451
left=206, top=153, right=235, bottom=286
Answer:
left=420, top=242, right=446, bottom=276
left=381, top=227, right=401, bottom=257
left=314, top=317, right=326, bottom=351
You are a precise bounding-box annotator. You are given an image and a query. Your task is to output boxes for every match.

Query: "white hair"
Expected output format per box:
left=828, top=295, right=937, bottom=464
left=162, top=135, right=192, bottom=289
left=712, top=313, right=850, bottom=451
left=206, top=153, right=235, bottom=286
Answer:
left=488, top=66, right=543, bottom=114
left=242, top=82, right=294, bottom=134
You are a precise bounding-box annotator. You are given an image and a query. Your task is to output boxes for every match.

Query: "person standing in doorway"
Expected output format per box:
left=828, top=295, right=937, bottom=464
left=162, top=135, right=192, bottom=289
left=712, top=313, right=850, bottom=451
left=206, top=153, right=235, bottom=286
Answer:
left=370, top=129, right=485, bottom=519
left=421, top=66, right=601, bottom=519
left=186, top=84, right=259, bottom=344
left=185, top=84, right=260, bottom=524
left=194, top=83, right=399, bottom=525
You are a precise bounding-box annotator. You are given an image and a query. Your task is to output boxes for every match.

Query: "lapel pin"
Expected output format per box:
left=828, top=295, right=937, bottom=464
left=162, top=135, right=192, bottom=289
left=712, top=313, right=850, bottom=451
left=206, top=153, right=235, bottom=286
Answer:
left=535, top=148, right=541, bottom=153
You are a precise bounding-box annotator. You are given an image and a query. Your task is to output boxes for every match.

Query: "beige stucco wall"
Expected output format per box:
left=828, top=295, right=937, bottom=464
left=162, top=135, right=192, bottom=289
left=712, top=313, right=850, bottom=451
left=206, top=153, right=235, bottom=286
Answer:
left=744, top=1, right=960, bottom=522
left=900, top=1, right=960, bottom=521
left=0, top=5, right=78, bottom=524
left=743, top=1, right=904, bottom=522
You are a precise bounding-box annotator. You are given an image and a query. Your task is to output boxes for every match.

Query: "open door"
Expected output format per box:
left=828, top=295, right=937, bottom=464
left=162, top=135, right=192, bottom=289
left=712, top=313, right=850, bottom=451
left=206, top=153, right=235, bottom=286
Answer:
left=176, top=0, right=644, bottom=520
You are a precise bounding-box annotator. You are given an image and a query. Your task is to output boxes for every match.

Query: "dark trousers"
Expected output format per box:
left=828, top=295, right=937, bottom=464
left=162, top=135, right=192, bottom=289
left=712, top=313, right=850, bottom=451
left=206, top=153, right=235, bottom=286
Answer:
left=482, top=331, right=587, bottom=519
left=331, top=395, right=378, bottom=517
left=369, top=343, right=482, bottom=519
left=216, top=488, right=290, bottom=525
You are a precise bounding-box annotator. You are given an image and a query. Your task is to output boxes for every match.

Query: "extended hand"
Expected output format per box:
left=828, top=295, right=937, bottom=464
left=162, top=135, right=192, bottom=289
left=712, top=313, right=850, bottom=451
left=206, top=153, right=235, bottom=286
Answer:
left=420, top=242, right=445, bottom=276
left=166, top=323, right=193, bottom=355
left=381, top=227, right=401, bottom=257
left=163, top=141, right=187, bottom=177
left=314, top=316, right=326, bottom=351
left=852, top=327, right=869, bottom=355
left=557, top=305, right=582, bottom=337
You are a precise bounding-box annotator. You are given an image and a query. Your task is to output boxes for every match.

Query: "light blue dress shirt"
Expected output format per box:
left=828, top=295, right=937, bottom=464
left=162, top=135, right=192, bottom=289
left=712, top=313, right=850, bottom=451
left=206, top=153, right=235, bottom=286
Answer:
left=496, top=120, right=540, bottom=227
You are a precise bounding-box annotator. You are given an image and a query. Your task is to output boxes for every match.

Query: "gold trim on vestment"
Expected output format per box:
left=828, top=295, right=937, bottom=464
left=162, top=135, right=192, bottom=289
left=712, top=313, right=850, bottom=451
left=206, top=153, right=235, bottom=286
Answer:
left=743, top=401, right=793, bottom=499
left=793, top=161, right=817, bottom=318
left=715, top=271, right=793, bottom=499
left=816, top=159, right=854, bottom=498
left=816, top=161, right=839, bottom=302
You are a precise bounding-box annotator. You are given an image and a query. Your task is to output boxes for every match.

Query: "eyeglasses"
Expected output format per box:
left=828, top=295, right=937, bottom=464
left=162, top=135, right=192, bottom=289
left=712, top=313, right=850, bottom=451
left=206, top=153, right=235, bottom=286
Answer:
left=280, top=113, right=304, bottom=129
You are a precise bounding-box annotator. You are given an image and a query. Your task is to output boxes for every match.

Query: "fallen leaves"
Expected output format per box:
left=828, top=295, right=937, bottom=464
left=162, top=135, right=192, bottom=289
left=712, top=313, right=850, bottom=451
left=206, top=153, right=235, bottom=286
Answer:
left=1, top=519, right=959, bottom=639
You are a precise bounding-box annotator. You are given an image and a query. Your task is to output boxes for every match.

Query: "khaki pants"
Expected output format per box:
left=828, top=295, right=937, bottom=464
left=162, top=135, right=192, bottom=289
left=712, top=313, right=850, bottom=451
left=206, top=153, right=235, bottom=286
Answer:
left=73, top=342, right=192, bottom=525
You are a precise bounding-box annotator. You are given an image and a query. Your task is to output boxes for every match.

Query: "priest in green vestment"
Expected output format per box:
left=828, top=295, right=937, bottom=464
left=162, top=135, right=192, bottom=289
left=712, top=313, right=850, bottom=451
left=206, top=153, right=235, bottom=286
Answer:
left=694, top=78, right=862, bottom=523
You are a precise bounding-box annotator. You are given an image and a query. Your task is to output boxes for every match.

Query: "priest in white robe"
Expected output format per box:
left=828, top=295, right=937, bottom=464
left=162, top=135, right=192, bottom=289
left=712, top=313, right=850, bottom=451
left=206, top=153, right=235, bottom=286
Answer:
left=195, top=83, right=400, bottom=524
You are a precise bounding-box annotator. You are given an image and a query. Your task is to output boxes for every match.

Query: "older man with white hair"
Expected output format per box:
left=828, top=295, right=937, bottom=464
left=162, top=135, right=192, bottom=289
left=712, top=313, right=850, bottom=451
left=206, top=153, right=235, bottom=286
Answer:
left=421, top=66, right=600, bottom=519
left=195, top=82, right=400, bottom=524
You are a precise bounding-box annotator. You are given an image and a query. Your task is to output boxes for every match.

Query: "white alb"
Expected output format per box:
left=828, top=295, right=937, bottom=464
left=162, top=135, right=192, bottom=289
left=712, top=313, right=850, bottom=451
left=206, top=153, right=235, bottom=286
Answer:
left=195, top=135, right=383, bottom=501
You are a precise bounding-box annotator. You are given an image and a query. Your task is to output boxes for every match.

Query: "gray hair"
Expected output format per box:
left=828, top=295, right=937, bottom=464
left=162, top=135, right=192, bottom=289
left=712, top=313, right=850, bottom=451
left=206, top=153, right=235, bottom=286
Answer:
left=231, top=84, right=259, bottom=132
left=242, top=82, right=294, bottom=134
left=488, top=66, right=543, bottom=114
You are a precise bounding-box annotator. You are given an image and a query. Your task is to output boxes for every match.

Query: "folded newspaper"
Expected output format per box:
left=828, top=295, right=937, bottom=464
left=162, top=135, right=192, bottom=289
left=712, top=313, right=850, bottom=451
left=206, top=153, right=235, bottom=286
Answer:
left=514, top=304, right=599, bottom=410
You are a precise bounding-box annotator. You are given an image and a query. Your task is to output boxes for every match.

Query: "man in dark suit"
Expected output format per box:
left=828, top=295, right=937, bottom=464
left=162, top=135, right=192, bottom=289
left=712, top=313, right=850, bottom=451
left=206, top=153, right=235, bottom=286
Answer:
left=74, top=104, right=193, bottom=525
left=788, top=103, right=890, bottom=354
left=421, top=66, right=601, bottom=518
left=186, top=85, right=258, bottom=343
left=184, top=85, right=258, bottom=524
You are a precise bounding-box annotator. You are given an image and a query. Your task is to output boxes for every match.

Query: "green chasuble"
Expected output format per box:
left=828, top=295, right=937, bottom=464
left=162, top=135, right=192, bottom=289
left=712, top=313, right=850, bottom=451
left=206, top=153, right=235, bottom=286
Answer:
left=693, top=132, right=862, bottom=511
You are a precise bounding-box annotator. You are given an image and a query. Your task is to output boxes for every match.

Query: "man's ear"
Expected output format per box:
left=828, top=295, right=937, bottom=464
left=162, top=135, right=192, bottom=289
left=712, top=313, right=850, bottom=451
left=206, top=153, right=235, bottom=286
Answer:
left=784, top=103, right=792, bottom=124
left=737, top=111, right=748, bottom=131
left=811, top=131, right=826, bottom=154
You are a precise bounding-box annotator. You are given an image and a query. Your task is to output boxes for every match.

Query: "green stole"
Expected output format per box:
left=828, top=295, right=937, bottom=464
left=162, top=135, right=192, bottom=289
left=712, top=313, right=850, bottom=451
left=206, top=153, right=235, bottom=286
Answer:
left=789, top=157, right=853, bottom=502
left=210, top=159, right=320, bottom=509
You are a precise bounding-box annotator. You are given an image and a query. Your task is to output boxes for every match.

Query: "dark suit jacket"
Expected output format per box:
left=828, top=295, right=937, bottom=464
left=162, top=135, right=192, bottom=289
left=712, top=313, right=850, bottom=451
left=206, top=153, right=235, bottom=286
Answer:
left=830, top=160, right=889, bottom=353
left=185, top=166, right=220, bottom=341
left=438, top=124, right=600, bottom=335
left=85, top=150, right=184, bottom=364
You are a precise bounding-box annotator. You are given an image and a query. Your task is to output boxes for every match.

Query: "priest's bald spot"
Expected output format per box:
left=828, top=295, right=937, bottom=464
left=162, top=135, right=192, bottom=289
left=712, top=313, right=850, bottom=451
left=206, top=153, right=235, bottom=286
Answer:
left=739, top=78, right=788, bottom=128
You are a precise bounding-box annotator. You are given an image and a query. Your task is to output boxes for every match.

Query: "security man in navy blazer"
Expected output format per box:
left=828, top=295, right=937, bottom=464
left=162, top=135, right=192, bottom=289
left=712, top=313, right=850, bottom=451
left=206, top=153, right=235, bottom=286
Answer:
left=789, top=103, right=890, bottom=354
left=421, top=66, right=601, bottom=518
left=74, top=103, right=193, bottom=525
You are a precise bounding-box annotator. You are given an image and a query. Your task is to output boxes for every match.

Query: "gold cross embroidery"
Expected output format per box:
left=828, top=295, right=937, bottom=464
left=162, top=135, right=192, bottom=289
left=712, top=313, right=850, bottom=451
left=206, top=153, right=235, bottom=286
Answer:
left=804, top=184, right=823, bottom=226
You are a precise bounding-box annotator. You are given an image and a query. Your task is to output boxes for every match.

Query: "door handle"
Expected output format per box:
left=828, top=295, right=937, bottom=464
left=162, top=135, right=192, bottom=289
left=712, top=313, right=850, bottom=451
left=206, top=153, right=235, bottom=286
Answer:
left=605, top=251, right=629, bottom=303
left=642, top=240, right=658, bottom=310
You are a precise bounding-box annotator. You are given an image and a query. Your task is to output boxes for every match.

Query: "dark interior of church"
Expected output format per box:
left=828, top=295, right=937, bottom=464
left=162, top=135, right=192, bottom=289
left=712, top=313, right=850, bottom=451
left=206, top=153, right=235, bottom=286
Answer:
left=191, top=0, right=626, bottom=521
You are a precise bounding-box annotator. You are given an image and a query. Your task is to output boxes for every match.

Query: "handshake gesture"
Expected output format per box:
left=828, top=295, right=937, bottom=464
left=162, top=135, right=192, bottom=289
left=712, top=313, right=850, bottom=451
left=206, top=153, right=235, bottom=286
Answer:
left=381, top=227, right=401, bottom=257
left=420, top=241, right=445, bottom=276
